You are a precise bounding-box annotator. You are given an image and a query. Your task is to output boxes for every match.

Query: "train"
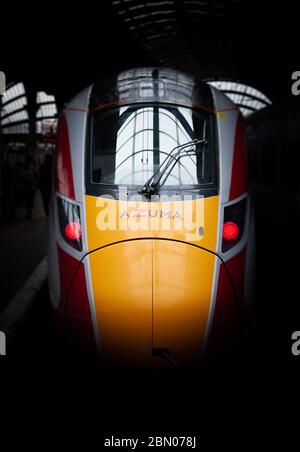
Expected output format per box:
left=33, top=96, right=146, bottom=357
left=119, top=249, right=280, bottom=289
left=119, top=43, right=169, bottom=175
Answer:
left=48, top=68, right=255, bottom=367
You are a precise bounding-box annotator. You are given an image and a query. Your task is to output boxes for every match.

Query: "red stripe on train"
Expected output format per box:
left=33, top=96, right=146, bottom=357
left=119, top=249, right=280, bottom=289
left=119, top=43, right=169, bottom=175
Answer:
left=55, top=113, right=75, bottom=199
left=229, top=113, right=248, bottom=200
left=67, top=261, right=97, bottom=353
left=56, top=245, right=97, bottom=352
left=54, top=244, right=81, bottom=328
left=208, top=248, right=246, bottom=350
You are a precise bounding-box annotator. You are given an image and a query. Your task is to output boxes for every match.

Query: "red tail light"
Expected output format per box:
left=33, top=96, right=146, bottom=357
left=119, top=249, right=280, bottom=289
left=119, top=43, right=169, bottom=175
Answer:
left=65, top=222, right=82, bottom=241
left=223, top=221, right=239, bottom=241
left=222, top=198, right=247, bottom=252
left=57, top=196, right=82, bottom=251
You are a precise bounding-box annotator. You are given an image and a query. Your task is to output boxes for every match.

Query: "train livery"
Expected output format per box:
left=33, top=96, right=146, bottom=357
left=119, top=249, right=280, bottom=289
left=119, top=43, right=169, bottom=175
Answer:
left=48, top=68, right=255, bottom=367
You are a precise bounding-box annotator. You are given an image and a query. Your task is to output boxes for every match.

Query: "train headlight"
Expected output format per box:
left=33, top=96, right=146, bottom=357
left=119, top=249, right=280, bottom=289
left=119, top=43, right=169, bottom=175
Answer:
left=65, top=221, right=82, bottom=241
left=222, top=198, right=247, bottom=252
left=223, top=221, right=239, bottom=241
left=57, top=196, right=82, bottom=251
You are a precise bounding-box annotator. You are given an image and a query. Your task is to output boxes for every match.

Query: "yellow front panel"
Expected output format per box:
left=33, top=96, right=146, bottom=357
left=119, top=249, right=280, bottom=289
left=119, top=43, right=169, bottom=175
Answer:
left=85, top=195, right=219, bottom=252
left=153, top=240, right=216, bottom=366
left=85, top=195, right=219, bottom=366
left=88, top=240, right=153, bottom=366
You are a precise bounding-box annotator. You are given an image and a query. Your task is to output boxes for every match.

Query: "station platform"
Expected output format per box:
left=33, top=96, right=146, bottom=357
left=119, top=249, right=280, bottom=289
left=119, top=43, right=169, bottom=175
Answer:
left=0, top=189, right=48, bottom=313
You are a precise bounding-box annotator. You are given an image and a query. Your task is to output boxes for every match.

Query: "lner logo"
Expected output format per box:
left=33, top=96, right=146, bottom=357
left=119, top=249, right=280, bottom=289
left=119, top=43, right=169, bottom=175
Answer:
left=0, top=331, right=6, bottom=356
left=0, top=71, right=5, bottom=95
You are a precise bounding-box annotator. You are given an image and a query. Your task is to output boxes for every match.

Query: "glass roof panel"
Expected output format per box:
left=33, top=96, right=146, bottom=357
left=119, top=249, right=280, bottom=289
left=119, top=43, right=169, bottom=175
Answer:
left=208, top=80, right=272, bottom=117
left=1, top=96, right=27, bottom=117
left=2, top=110, right=29, bottom=124
left=2, top=123, right=29, bottom=134
left=36, top=91, right=55, bottom=104
left=1, top=85, right=57, bottom=133
left=36, top=103, right=57, bottom=118
left=2, top=82, right=26, bottom=104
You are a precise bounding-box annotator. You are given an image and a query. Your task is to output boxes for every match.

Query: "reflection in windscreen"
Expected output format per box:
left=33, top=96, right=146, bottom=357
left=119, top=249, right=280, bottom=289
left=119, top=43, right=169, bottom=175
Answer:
left=91, top=104, right=212, bottom=187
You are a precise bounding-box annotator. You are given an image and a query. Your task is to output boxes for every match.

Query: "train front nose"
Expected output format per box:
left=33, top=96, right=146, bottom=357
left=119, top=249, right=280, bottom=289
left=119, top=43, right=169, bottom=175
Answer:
left=87, top=239, right=216, bottom=366
left=87, top=239, right=153, bottom=366
left=152, top=240, right=215, bottom=366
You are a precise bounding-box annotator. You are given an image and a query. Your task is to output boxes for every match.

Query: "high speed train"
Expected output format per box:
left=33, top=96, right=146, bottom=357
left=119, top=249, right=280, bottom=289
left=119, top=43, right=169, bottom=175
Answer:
left=48, top=68, right=255, bottom=367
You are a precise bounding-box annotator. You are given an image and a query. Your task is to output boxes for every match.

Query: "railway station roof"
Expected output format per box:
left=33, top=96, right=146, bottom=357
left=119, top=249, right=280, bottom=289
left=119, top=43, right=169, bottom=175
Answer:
left=1, top=1, right=297, bottom=112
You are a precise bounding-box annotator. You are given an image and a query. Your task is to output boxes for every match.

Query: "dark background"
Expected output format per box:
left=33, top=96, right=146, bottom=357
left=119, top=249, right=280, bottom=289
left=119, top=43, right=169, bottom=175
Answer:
left=1, top=0, right=300, bottom=436
left=2, top=1, right=298, bottom=107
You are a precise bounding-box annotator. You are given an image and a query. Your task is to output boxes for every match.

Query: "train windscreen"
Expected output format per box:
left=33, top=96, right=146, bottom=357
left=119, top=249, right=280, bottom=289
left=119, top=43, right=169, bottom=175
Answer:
left=88, top=104, right=215, bottom=190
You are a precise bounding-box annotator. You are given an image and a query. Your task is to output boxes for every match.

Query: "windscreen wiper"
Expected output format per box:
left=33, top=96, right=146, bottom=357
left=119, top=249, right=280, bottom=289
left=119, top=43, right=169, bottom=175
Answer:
left=138, top=138, right=207, bottom=197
